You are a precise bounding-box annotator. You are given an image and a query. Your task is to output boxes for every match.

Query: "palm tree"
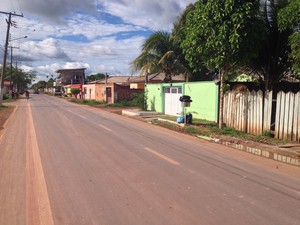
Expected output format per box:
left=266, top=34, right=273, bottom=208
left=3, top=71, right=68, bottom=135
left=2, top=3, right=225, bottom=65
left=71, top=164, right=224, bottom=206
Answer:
left=131, top=30, right=191, bottom=82
left=249, top=0, right=292, bottom=90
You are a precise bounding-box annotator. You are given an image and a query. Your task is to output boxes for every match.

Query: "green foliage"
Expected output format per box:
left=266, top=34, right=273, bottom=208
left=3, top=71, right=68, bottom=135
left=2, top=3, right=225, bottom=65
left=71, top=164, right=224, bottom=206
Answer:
left=278, top=0, right=300, bottom=31
left=70, top=88, right=80, bottom=96
left=278, top=0, right=300, bottom=75
left=250, top=0, right=293, bottom=89
left=69, top=98, right=104, bottom=106
left=86, top=73, right=105, bottom=82
left=1, top=65, right=36, bottom=91
left=46, top=78, right=54, bottom=88
left=181, top=0, right=262, bottom=74
left=131, top=30, right=192, bottom=82
left=31, top=80, right=46, bottom=89
left=131, top=92, right=147, bottom=110
left=185, top=126, right=199, bottom=134
left=2, top=94, right=10, bottom=100
left=210, top=126, right=247, bottom=137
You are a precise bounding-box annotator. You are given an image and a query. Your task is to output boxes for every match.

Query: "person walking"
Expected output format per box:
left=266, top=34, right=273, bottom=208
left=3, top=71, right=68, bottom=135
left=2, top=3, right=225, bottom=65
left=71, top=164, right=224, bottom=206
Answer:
left=25, top=90, right=29, bottom=100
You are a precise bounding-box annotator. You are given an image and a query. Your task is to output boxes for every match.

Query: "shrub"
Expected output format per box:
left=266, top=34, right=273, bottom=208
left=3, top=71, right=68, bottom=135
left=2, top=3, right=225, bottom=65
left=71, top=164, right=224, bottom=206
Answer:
left=70, top=88, right=80, bottom=98
left=2, top=94, right=9, bottom=100
left=131, top=92, right=147, bottom=109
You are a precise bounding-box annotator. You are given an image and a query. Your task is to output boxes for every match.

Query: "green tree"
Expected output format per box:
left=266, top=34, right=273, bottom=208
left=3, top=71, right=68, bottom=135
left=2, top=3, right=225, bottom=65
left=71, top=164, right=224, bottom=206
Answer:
left=247, top=0, right=293, bottom=89
left=46, top=78, right=54, bottom=88
left=278, top=0, right=300, bottom=75
left=31, top=80, right=46, bottom=89
left=131, top=30, right=190, bottom=82
left=70, top=88, right=80, bottom=98
left=181, top=0, right=262, bottom=128
left=2, top=66, right=36, bottom=91
left=86, top=73, right=105, bottom=82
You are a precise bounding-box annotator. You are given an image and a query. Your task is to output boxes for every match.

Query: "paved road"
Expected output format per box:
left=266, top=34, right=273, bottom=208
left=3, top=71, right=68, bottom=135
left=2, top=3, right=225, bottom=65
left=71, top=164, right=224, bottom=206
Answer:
left=1, top=94, right=300, bottom=225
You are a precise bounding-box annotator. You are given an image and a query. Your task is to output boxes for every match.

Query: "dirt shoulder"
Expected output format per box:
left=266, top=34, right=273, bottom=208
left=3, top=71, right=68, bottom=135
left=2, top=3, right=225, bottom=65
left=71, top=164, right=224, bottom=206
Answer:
left=0, top=105, right=15, bottom=135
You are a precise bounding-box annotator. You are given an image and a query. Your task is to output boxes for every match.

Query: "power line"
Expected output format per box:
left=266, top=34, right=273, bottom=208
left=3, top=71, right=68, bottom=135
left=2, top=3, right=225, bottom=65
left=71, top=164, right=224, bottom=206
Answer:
left=9, top=0, right=16, bottom=13
left=17, top=0, right=23, bottom=15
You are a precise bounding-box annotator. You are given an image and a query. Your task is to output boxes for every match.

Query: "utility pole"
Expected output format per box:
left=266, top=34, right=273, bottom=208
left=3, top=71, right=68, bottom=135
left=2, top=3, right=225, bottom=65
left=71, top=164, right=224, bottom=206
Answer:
left=0, top=11, right=23, bottom=106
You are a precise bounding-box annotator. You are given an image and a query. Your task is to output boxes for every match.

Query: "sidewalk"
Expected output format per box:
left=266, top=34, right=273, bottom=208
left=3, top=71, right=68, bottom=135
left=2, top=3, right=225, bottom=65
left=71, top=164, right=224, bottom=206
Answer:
left=122, top=109, right=300, bottom=167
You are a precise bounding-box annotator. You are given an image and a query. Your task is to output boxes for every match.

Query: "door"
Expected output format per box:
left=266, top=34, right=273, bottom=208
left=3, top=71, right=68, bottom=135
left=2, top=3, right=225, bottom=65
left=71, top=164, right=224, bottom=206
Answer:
left=106, top=87, right=112, bottom=104
left=164, top=87, right=182, bottom=116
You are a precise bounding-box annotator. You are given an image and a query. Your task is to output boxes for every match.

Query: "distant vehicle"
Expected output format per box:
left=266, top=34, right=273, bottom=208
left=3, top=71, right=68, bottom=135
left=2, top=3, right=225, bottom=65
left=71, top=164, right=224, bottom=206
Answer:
left=54, top=86, right=62, bottom=96
left=34, top=89, right=39, bottom=94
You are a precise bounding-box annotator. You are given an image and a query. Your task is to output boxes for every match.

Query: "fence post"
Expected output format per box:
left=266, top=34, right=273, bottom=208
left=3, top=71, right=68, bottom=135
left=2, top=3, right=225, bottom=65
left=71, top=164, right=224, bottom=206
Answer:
left=263, top=91, right=272, bottom=132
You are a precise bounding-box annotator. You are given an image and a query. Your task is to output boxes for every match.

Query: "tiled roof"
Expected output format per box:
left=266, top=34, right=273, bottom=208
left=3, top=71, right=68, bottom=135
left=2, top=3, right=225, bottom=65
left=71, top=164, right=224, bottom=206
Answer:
left=55, top=68, right=86, bottom=73
left=92, top=76, right=135, bottom=84
left=88, top=73, right=186, bottom=85
left=130, top=72, right=186, bottom=83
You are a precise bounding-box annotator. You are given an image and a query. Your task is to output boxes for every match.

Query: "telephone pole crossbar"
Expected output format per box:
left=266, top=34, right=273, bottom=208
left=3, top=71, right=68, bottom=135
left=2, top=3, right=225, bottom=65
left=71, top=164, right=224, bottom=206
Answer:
left=0, top=11, right=23, bottom=106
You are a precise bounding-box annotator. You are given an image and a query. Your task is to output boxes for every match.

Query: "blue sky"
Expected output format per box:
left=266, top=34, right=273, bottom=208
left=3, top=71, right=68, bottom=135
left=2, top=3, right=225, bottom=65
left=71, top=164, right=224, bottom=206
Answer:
left=0, top=0, right=196, bottom=82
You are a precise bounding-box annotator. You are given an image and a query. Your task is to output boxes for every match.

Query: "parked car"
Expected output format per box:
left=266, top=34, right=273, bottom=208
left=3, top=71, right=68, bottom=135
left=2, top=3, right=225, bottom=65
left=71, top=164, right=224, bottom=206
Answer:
left=33, top=89, right=39, bottom=94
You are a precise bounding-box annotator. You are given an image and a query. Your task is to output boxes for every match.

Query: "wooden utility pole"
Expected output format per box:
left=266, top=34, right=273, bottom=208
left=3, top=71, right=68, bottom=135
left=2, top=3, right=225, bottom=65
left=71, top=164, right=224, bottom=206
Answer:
left=0, top=11, right=23, bottom=106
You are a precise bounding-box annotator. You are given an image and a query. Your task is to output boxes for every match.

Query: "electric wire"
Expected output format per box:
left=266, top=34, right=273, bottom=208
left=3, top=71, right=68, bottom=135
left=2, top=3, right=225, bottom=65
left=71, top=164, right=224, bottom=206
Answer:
left=9, top=0, right=16, bottom=13
left=17, top=0, right=23, bottom=15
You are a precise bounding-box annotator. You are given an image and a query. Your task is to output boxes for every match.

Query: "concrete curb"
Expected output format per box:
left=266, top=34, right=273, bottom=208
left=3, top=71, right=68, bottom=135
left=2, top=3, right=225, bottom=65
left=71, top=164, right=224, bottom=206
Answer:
left=220, top=140, right=300, bottom=167
left=196, top=135, right=300, bottom=166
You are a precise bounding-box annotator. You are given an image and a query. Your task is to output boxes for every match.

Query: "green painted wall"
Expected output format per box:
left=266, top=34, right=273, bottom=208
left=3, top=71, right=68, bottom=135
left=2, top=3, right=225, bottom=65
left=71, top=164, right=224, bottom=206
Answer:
left=145, top=84, right=164, bottom=112
left=184, top=82, right=218, bottom=122
left=145, top=81, right=219, bottom=122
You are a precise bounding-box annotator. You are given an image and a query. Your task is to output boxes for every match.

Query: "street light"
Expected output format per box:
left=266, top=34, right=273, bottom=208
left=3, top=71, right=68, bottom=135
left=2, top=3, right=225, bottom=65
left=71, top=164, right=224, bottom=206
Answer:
left=10, top=35, right=27, bottom=42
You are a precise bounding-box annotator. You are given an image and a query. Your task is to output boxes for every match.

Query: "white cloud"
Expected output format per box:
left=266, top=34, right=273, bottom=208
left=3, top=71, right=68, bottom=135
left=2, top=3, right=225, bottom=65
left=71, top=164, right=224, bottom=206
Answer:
left=100, top=0, right=196, bottom=30
left=0, top=0, right=196, bottom=82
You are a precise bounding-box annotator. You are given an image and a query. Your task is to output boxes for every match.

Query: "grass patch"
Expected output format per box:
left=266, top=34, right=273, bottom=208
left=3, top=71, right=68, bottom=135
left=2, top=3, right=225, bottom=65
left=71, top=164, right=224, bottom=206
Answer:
left=151, top=118, right=286, bottom=146
left=69, top=98, right=105, bottom=106
left=210, top=126, right=247, bottom=137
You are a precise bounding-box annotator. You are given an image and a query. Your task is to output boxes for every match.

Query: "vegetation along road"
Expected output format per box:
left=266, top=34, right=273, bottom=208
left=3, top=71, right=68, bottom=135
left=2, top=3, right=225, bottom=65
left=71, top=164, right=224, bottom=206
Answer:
left=0, top=94, right=300, bottom=225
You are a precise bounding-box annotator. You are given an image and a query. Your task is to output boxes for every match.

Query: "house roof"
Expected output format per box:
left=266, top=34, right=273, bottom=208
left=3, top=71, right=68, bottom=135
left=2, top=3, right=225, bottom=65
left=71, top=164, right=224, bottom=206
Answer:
left=87, top=73, right=186, bottom=85
left=55, top=68, right=86, bottom=73
left=90, top=76, right=135, bottom=84
left=130, top=72, right=186, bottom=83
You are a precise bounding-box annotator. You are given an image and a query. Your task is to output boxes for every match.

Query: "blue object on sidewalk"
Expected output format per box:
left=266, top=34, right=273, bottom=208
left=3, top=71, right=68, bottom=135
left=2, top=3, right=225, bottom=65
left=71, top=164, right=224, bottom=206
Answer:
left=177, top=116, right=184, bottom=123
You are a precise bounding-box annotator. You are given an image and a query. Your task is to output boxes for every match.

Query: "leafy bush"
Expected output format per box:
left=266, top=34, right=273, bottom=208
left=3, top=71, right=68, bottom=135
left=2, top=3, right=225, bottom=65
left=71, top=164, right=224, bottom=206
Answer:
left=2, top=94, right=9, bottom=100
left=131, top=92, right=147, bottom=109
left=69, top=98, right=104, bottom=106
left=70, top=88, right=80, bottom=98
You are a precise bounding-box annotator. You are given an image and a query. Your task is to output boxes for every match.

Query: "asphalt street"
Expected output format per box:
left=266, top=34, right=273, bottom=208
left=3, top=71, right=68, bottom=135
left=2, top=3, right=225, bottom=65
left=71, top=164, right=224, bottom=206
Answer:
left=0, top=94, right=300, bottom=225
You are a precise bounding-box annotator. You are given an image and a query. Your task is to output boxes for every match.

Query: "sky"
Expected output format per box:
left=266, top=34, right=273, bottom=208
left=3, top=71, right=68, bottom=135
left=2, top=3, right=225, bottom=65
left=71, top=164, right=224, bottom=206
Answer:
left=0, top=0, right=196, bottom=82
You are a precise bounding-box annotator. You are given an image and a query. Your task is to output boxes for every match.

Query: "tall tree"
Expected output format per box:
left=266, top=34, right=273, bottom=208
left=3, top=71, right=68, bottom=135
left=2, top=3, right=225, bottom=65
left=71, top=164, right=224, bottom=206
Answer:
left=248, top=0, right=293, bottom=89
left=172, top=3, right=196, bottom=81
left=131, top=31, right=190, bottom=82
left=181, top=0, right=262, bottom=128
left=86, top=73, right=105, bottom=82
left=46, top=78, right=54, bottom=88
left=1, top=66, right=36, bottom=91
left=278, top=0, right=300, bottom=76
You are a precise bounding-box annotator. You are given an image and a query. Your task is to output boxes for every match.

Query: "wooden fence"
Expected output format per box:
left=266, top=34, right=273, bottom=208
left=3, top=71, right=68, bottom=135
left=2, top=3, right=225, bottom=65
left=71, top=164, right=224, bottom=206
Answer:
left=275, top=91, right=300, bottom=142
left=223, top=90, right=300, bottom=142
